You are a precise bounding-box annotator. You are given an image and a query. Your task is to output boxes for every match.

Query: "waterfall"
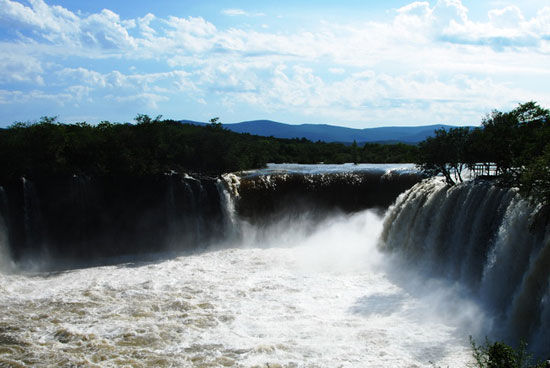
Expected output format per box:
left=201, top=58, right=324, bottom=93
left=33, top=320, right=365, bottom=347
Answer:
left=0, top=186, right=14, bottom=273
left=22, top=177, right=47, bottom=260
left=380, top=177, right=550, bottom=356
left=217, top=174, right=241, bottom=239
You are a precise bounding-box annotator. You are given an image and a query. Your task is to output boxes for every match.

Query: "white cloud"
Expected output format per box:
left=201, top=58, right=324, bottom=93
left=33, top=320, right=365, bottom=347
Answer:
left=137, top=13, right=156, bottom=38
left=221, top=9, right=265, bottom=17
left=488, top=6, right=524, bottom=28
left=527, top=6, right=550, bottom=37
left=0, top=88, right=76, bottom=105
left=110, top=92, right=169, bottom=109
left=0, top=0, right=137, bottom=53
left=58, top=67, right=107, bottom=87
left=0, top=54, right=44, bottom=84
left=222, top=9, right=246, bottom=16
left=79, top=9, right=136, bottom=50
left=57, top=68, right=195, bottom=93
left=329, top=68, right=346, bottom=74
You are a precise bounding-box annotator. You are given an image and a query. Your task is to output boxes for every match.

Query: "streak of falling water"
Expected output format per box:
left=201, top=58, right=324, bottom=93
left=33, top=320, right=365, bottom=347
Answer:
left=0, top=186, right=15, bottom=273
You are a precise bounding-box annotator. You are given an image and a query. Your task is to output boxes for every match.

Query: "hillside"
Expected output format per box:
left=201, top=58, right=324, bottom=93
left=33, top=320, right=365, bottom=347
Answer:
left=179, top=119, right=473, bottom=144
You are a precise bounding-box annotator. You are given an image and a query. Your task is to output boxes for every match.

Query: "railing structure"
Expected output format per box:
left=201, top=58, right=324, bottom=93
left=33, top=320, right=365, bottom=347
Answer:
left=471, top=163, right=499, bottom=178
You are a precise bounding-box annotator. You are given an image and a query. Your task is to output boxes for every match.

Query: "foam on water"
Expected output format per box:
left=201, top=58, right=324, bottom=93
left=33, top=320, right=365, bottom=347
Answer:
left=0, top=210, right=475, bottom=367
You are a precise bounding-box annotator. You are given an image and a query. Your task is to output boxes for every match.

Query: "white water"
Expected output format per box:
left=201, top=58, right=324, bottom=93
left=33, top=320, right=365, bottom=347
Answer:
left=381, top=178, right=550, bottom=357
left=0, top=210, right=475, bottom=367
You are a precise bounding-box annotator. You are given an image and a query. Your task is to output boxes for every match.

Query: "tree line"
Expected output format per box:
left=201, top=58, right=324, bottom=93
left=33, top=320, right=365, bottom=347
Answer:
left=2, top=102, right=547, bottom=204
left=0, top=115, right=417, bottom=183
left=415, top=101, right=550, bottom=206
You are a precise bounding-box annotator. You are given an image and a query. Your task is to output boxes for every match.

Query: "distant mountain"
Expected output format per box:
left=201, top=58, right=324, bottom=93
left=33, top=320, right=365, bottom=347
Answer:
left=179, top=119, right=474, bottom=144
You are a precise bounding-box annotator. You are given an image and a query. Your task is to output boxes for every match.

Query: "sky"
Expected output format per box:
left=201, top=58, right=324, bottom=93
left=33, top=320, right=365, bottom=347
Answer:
left=0, top=0, right=549, bottom=128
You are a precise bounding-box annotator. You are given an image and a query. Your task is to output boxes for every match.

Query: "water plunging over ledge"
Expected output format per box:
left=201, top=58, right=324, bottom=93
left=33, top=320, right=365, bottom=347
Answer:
left=0, top=164, right=548, bottom=365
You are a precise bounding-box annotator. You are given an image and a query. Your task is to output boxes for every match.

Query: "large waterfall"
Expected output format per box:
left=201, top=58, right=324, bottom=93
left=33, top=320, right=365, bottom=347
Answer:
left=380, top=178, right=550, bottom=356
left=0, top=165, right=548, bottom=366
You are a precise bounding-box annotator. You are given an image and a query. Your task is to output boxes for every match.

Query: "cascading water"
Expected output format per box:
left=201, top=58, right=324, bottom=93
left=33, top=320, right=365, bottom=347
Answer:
left=1, top=165, right=546, bottom=366
left=380, top=177, right=550, bottom=356
left=0, top=174, right=233, bottom=267
left=0, top=186, right=14, bottom=273
left=216, top=175, right=241, bottom=241
left=21, top=177, right=45, bottom=256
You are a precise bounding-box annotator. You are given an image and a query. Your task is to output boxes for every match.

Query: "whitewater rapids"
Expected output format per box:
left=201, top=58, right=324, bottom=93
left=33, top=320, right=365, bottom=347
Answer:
left=0, top=210, right=476, bottom=367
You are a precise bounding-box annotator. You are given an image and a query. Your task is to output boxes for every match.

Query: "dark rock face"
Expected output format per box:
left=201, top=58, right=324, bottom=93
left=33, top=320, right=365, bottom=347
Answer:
left=0, top=170, right=421, bottom=269
left=0, top=174, right=226, bottom=264
left=235, top=171, right=422, bottom=223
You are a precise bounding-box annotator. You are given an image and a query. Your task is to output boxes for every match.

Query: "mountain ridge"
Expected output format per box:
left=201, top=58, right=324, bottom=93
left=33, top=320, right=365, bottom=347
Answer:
left=179, top=119, right=475, bottom=144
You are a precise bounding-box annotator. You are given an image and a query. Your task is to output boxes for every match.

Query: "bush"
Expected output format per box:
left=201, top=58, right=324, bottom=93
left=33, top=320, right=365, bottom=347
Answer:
left=469, top=337, right=546, bottom=368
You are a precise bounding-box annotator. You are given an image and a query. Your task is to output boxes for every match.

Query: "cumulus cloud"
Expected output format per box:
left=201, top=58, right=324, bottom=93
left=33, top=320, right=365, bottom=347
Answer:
left=394, top=0, right=545, bottom=50
left=0, top=54, right=44, bottom=84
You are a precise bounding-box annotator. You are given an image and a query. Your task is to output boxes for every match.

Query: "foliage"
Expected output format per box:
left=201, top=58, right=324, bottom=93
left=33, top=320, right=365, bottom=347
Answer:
left=0, top=115, right=418, bottom=182
left=519, top=146, right=550, bottom=206
left=415, top=101, right=550, bottom=205
left=361, top=142, right=418, bottom=164
left=416, top=127, right=471, bottom=185
left=469, top=337, right=546, bottom=368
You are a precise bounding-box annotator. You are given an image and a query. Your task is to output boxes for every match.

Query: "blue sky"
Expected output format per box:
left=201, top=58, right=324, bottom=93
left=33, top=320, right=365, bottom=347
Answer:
left=0, top=0, right=549, bottom=128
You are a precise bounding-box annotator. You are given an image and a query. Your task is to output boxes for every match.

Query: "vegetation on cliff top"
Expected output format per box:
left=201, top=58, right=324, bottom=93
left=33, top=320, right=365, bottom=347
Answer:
left=415, top=101, right=550, bottom=206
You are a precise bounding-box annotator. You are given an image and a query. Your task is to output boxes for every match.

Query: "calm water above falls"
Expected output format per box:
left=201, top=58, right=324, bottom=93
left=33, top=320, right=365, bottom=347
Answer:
left=245, top=163, right=417, bottom=176
left=0, top=210, right=474, bottom=367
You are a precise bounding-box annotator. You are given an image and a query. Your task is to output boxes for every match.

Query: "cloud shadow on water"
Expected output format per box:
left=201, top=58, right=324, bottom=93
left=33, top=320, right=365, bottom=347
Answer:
left=348, top=292, right=405, bottom=317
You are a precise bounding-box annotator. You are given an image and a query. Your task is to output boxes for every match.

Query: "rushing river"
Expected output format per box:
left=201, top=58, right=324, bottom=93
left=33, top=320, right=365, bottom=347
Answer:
left=0, top=209, right=479, bottom=367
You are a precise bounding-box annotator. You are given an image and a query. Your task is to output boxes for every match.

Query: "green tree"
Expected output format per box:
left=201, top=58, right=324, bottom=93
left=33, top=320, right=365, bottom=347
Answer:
left=416, top=102, right=550, bottom=206
left=416, top=127, right=470, bottom=185
left=481, top=102, right=549, bottom=179
left=519, top=145, right=550, bottom=206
